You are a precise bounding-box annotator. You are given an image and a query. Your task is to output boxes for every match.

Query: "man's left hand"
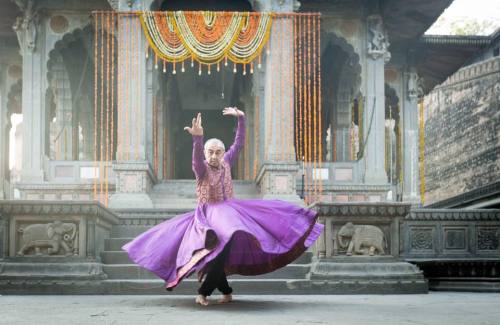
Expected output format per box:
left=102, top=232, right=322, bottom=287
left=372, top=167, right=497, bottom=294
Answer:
left=222, top=107, right=245, bottom=117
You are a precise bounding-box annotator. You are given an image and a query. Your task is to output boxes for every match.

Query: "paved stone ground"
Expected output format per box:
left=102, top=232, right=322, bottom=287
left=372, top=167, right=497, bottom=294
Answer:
left=1, top=293, right=499, bottom=325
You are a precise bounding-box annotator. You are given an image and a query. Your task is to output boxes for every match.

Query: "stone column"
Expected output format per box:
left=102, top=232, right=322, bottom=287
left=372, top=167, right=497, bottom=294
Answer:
left=334, top=84, right=352, bottom=161
left=253, top=0, right=302, bottom=203
left=51, top=56, right=74, bottom=160
left=0, top=65, right=8, bottom=199
left=109, top=2, right=154, bottom=208
left=402, top=68, right=422, bottom=203
left=363, top=14, right=389, bottom=184
left=14, top=1, right=46, bottom=182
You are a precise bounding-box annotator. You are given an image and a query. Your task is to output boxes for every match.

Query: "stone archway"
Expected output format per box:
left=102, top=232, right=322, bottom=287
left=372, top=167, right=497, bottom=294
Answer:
left=321, top=32, right=362, bottom=162
left=46, top=24, right=116, bottom=162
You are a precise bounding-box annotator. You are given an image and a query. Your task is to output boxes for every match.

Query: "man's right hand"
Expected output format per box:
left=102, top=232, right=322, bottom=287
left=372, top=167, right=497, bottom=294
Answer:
left=184, top=112, right=203, bottom=136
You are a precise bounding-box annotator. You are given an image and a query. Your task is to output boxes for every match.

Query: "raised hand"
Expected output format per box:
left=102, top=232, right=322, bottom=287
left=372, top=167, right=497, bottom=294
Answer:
left=222, top=107, right=245, bottom=117
left=184, top=112, right=203, bottom=136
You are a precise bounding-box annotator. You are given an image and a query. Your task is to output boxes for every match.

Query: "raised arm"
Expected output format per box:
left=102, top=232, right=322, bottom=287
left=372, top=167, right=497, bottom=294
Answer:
left=192, top=135, right=207, bottom=179
left=223, top=108, right=246, bottom=167
left=184, top=113, right=207, bottom=179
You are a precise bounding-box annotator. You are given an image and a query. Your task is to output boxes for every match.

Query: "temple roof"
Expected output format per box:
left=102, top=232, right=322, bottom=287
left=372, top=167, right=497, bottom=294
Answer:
left=381, top=0, right=454, bottom=47
left=414, top=34, right=495, bottom=93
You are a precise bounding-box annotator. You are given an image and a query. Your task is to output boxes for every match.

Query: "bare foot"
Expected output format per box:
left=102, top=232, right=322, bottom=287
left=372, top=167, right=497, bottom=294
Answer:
left=195, top=295, right=209, bottom=306
left=218, top=294, right=233, bottom=304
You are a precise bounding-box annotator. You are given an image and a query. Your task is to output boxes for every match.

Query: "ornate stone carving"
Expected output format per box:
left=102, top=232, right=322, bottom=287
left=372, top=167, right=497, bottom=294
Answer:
left=477, top=228, right=500, bottom=250
left=410, top=228, right=433, bottom=250
left=313, top=203, right=411, bottom=218
left=367, top=15, right=390, bottom=62
left=17, top=221, right=78, bottom=256
left=407, top=210, right=500, bottom=221
left=107, top=0, right=119, bottom=10
left=12, top=0, right=39, bottom=53
left=0, top=201, right=120, bottom=225
left=49, top=15, right=69, bottom=34
left=407, top=72, right=424, bottom=100
left=336, top=222, right=387, bottom=256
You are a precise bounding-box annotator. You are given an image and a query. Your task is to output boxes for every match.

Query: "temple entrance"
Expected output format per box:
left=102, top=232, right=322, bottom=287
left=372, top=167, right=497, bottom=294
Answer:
left=152, top=0, right=255, bottom=180
left=159, top=63, right=253, bottom=179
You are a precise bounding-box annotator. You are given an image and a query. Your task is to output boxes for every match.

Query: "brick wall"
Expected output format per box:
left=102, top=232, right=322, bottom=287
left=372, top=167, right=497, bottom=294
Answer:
left=423, top=57, right=500, bottom=205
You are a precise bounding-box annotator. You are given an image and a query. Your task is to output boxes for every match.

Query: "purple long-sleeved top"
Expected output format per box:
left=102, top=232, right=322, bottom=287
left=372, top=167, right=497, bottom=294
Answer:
left=192, top=115, right=245, bottom=204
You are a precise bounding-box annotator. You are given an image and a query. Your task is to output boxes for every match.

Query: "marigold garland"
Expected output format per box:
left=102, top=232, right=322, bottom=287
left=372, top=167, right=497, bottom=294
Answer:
left=140, top=11, right=273, bottom=65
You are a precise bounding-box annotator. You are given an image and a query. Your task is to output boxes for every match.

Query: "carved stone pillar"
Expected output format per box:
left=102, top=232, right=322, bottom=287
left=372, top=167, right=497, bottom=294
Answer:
left=253, top=0, right=302, bottom=203
left=363, top=15, right=390, bottom=184
left=14, top=0, right=46, bottom=182
left=402, top=68, right=422, bottom=203
left=109, top=5, right=154, bottom=208
left=51, top=56, right=74, bottom=160
left=0, top=65, right=8, bottom=199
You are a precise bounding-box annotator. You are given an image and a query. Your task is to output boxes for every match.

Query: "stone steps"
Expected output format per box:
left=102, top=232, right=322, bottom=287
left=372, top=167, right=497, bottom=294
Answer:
left=102, top=279, right=301, bottom=295
left=102, top=263, right=311, bottom=280
left=0, top=278, right=306, bottom=295
left=100, top=232, right=314, bottom=293
left=101, top=250, right=313, bottom=266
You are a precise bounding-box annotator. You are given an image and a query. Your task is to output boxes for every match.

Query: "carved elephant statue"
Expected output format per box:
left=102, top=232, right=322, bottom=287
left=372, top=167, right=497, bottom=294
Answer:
left=17, top=220, right=77, bottom=256
left=337, top=222, right=387, bottom=256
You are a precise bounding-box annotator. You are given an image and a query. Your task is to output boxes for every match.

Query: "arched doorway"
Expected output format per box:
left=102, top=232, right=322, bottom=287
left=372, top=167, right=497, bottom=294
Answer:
left=320, top=33, right=362, bottom=163
left=47, top=25, right=116, bottom=162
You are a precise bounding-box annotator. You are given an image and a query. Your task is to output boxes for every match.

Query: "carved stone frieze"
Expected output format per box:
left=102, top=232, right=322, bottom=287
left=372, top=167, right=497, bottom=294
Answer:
left=312, top=202, right=411, bottom=218
left=0, top=201, right=120, bottom=227
left=477, top=227, right=500, bottom=250
left=407, top=209, right=500, bottom=221
left=17, top=221, right=78, bottom=256
left=335, top=222, right=387, bottom=256
left=410, top=228, right=434, bottom=250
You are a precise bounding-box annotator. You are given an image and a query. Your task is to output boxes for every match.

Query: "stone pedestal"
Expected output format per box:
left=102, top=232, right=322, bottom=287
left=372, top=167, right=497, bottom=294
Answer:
left=303, top=202, right=428, bottom=293
left=289, top=256, right=427, bottom=294
left=108, top=161, right=155, bottom=208
left=0, top=201, right=120, bottom=288
left=256, top=162, right=303, bottom=205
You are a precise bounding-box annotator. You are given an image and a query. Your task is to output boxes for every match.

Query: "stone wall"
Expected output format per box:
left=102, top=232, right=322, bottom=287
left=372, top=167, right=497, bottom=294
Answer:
left=423, top=57, right=500, bottom=205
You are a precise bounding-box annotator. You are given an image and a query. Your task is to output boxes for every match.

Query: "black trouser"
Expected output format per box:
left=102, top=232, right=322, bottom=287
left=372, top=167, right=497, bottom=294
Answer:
left=198, top=242, right=233, bottom=297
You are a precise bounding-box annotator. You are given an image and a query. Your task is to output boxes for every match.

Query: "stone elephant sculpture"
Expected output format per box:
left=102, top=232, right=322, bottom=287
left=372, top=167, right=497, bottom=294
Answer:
left=17, top=220, right=77, bottom=256
left=337, top=222, right=387, bottom=256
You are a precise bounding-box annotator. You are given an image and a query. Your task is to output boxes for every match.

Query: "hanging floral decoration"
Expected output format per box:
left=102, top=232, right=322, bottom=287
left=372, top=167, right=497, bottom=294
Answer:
left=140, top=11, right=273, bottom=65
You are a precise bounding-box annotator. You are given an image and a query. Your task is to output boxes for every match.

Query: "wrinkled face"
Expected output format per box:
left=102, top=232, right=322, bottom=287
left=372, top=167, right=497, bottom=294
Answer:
left=205, top=143, right=225, bottom=167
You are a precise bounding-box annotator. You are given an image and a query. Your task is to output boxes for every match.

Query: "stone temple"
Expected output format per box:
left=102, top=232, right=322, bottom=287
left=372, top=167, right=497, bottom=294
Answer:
left=0, top=0, right=499, bottom=294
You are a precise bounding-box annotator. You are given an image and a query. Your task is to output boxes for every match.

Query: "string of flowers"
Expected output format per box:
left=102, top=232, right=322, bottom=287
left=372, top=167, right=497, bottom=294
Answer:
left=139, top=11, right=273, bottom=66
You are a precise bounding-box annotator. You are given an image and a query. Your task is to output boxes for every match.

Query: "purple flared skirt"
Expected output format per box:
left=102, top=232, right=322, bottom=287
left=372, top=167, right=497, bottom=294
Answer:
left=122, top=198, right=323, bottom=289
